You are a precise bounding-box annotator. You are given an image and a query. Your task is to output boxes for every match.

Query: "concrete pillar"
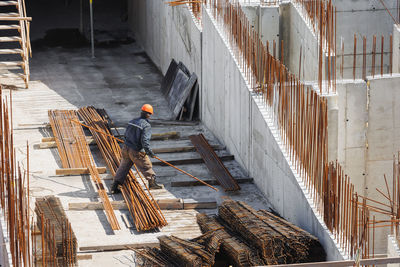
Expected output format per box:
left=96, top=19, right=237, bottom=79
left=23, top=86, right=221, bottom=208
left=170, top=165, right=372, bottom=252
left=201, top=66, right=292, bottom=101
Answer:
left=388, top=235, right=400, bottom=267
left=327, top=94, right=339, bottom=162
left=393, top=24, right=400, bottom=74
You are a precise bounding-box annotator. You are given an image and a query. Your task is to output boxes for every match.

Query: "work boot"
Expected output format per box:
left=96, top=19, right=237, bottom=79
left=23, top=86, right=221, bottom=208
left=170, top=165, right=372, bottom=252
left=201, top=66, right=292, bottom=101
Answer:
left=148, top=178, right=162, bottom=190
left=110, top=181, right=122, bottom=194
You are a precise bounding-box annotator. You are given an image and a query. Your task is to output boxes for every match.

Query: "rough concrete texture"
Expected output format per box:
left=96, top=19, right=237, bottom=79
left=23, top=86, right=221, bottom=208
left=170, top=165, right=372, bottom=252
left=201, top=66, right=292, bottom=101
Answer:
left=333, top=74, right=400, bottom=252
left=241, top=4, right=280, bottom=46
left=201, top=7, right=344, bottom=261
left=393, top=24, right=400, bottom=73
left=332, top=0, right=396, bottom=78
left=280, top=2, right=332, bottom=83
left=129, top=0, right=202, bottom=85
left=388, top=235, right=400, bottom=267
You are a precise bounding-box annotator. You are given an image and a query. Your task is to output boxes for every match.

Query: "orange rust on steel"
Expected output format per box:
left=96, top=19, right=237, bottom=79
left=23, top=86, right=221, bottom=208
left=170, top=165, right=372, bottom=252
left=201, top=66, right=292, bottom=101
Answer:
left=353, top=34, right=357, bottom=80
left=363, top=36, right=366, bottom=80
left=372, top=35, right=376, bottom=77
left=391, top=34, right=393, bottom=75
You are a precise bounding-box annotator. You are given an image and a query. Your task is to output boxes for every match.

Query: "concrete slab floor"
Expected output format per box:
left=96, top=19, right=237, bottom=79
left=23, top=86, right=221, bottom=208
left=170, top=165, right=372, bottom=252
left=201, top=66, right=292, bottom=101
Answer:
left=7, top=41, right=273, bottom=265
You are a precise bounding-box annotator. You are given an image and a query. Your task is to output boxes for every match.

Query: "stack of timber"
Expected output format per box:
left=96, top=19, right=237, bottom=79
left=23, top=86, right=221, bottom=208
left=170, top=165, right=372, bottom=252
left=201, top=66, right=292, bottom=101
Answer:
left=134, top=232, right=222, bottom=267
left=209, top=199, right=326, bottom=265
left=77, top=106, right=167, bottom=231
left=35, top=196, right=77, bottom=266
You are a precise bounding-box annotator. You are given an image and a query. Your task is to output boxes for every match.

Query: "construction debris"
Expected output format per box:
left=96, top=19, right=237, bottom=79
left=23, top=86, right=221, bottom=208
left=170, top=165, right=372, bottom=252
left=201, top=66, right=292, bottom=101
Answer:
left=34, top=196, right=76, bottom=266
left=190, top=134, right=240, bottom=191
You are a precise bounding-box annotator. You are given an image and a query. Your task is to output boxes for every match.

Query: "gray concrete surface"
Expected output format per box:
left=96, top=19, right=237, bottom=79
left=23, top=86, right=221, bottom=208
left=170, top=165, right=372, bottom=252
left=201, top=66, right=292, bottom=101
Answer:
left=388, top=235, right=400, bottom=267
left=129, top=0, right=202, bottom=87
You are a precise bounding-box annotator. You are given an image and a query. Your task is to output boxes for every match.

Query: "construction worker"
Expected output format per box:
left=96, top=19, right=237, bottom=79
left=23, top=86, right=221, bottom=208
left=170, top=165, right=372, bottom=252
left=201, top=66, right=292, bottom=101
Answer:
left=111, top=104, right=162, bottom=193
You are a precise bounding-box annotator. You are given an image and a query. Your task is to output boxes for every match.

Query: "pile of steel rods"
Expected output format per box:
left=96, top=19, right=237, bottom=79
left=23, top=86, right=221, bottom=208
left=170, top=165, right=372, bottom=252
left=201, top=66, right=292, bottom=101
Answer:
left=77, top=106, right=167, bottom=231
left=0, top=87, right=32, bottom=266
left=48, top=110, right=120, bottom=230
left=34, top=196, right=76, bottom=266
left=48, top=110, right=86, bottom=168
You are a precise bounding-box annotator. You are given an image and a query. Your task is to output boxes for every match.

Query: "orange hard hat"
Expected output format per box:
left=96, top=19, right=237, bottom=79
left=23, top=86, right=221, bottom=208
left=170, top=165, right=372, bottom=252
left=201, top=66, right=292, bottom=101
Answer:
left=141, top=104, right=154, bottom=115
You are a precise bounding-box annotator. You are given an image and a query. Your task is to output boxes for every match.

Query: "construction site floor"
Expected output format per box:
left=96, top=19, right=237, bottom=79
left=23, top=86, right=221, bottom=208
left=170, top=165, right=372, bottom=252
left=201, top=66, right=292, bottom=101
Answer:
left=9, top=41, right=272, bottom=266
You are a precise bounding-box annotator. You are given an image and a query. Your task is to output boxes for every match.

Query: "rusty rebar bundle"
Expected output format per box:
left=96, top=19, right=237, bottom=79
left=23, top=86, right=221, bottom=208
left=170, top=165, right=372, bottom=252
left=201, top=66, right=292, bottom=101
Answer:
left=48, top=110, right=120, bottom=230
left=0, top=87, right=32, bottom=266
left=77, top=106, right=167, bottom=231
left=34, top=196, right=76, bottom=266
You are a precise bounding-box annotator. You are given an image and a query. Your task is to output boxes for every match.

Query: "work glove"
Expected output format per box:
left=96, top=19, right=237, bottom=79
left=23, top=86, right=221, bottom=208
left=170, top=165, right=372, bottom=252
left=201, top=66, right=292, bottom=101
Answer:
left=147, top=150, right=156, bottom=158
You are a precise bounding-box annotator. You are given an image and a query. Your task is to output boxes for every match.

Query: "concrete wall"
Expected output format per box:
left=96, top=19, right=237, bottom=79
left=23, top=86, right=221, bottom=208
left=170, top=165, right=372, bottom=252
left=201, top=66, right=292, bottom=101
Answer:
left=128, top=0, right=202, bottom=80
left=280, top=2, right=321, bottom=82
left=0, top=212, right=10, bottom=267
left=241, top=4, right=280, bottom=47
left=388, top=235, right=400, bottom=267
left=393, top=24, right=400, bottom=73
left=202, top=7, right=344, bottom=261
left=334, top=75, right=400, bottom=252
left=333, top=0, right=396, bottom=78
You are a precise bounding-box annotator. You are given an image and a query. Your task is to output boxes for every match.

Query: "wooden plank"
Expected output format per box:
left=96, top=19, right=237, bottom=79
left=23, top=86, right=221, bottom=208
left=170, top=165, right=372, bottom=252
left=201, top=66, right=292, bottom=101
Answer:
left=68, top=199, right=184, bottom=210
left=68, top=198, right=218, bottom=210
left=151, top=131, right=180, bottom=140
left=171, top=177, right=253, bottom=187
left=150, top=119, right=199, bottom=126
left=56, top=167, right=106, bottom=176
left=79, top=243, right=159, bottom=252
left=40, top=137, right=96, bottom=149
left=183, top=198, right=217, bottom=209
left=152, top=155, right=234, bottom=166
left=153, top=145, right=223, bottom=154
left=77, top=254, right=93, bottom=260
left=40, top=132, right=180, bottom=147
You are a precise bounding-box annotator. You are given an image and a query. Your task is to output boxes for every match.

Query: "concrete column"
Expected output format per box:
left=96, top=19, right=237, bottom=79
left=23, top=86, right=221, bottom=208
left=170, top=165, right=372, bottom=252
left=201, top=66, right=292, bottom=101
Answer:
left=393, top=24, right=400, bottom=74
left=388, top=235, right=400, bottom=267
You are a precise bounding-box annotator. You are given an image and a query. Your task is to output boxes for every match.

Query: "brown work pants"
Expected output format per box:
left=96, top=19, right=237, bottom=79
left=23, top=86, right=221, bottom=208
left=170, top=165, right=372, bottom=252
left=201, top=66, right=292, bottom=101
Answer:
left=114, top=145, right=156, bottom=184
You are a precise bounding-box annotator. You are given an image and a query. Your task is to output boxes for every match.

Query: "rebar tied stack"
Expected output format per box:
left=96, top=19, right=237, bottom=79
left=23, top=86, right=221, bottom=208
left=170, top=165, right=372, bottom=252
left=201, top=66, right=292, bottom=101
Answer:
left=77, top=106, right=167, bottom=231
left=217, top=199, right=326, bottom=264
left=134, top=232, right=222, bottom=267
left=0, top=87, right=32, bottom=266
left=34, top=196, right=76, bottom=266
left=196, top=214, right=265, bottom=266
left=48, top=110, right=120, bottom=230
